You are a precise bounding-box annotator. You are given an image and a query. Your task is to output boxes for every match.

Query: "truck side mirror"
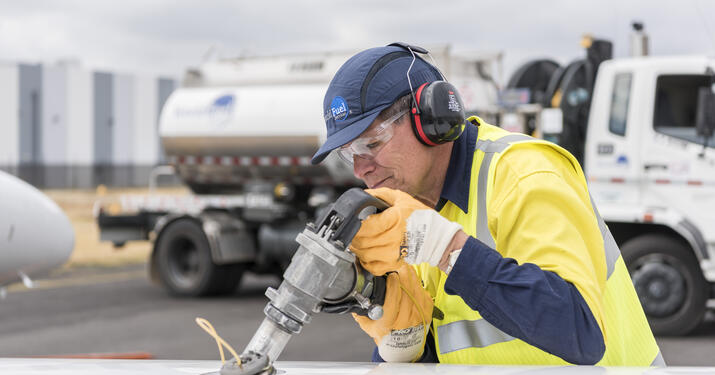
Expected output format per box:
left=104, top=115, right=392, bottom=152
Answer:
left=695, top=85, right=715, bottom=140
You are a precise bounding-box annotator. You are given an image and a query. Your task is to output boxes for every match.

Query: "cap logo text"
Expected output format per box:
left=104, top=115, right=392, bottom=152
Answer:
left=330, top=96, right=349, bottom=121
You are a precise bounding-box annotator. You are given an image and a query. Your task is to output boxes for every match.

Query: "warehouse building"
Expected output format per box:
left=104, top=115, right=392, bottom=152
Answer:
left=0, top=61, right=176, bottom=188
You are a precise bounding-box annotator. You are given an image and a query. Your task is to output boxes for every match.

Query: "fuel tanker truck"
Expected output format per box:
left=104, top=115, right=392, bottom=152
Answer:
left=96, top=46, right=501, bottom=297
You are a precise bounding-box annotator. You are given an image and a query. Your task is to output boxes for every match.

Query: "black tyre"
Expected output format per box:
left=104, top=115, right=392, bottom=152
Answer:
left=155, top=218, right=244, bottom=297
left=621, top=234, right=708, bottom=335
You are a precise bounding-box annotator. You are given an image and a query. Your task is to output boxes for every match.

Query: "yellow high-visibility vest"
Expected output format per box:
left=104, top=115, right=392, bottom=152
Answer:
left=415, top=117, right=663, bottom=365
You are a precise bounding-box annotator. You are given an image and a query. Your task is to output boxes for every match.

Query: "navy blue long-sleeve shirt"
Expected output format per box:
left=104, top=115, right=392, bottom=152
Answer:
left=372, top=121, right=605, bottom=365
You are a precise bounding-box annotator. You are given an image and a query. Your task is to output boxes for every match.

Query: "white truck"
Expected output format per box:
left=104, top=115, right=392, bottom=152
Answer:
left=96, top=46, right=500, bottom=297
left=501, top=24, right=715, bottom=335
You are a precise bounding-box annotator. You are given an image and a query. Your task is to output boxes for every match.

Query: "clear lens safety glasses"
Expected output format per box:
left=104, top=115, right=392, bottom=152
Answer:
left=336, top=109, right=408, bottom=165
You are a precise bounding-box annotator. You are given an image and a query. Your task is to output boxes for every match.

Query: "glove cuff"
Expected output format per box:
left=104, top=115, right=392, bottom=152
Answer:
left=405, top=210, right=463, bottom=266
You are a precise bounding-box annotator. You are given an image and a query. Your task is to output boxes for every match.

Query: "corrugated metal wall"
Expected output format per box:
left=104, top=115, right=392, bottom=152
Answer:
left=0, top=63, right=19, bottom=172
left=66, top=65, right=93, bottom=188
left=93, top=72, right=113, bottom=166
left=18, top=64, right=43, bottom=185
left=42, top=65, right=68, bottom=166
left=18, top=65, right=42, bottom=164
left=132, top=75, right=159, bottom=186
left=42, top=65, right=69, bottom=188
left=0, top=62, right=176, bottom=188
left=157, top=78, right=175, bottom=164
left=111, top=73, right=133, bottom=186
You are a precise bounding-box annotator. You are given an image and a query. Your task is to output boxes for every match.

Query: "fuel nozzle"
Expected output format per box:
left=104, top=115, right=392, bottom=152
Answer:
left=219, top=188, right=388, bottom=375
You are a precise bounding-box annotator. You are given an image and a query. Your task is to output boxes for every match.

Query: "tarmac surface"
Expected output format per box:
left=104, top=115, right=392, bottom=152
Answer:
left=2, top=264, right=715, bottom=366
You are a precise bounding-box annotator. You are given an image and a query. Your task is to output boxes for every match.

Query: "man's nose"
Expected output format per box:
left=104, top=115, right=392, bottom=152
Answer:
left=353, top=155, right=375, bottom=180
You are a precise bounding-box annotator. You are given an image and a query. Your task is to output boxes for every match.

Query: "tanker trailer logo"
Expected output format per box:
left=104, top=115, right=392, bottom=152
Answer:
left=174, top=93, right=236, bottom=128
left=209, top=94, right=235, bottom=127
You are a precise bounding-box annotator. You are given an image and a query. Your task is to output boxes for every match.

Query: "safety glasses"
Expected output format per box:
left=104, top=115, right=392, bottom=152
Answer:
left=336, top=109, right=408, bottom=165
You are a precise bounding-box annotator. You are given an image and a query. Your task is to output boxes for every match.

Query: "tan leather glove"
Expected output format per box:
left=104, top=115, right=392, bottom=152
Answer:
left=350, top=187, right=463, bottom=276
left=353, top=263, right=434, bottom=362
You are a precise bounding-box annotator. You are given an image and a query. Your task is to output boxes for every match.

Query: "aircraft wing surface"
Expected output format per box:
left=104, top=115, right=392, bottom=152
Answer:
left=0, top=359, right=709, bottom=375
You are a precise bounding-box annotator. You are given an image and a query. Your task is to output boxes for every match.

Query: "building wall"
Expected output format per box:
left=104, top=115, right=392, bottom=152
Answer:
left=18, top=64, right=43, bottom=186
left=0, top=63, right=19, bottom=171
left=41, top=65, right=68, bottom=166
left=111, top=74, right=134, bottom=186
left=132, top=75, right=159, bottom=185
left=157, top=78, right=175, bottom=164
left=18, top=64, right=42, bottom=165
left=1, top=62, right=176, bottom=188
left=93, top=72, right=113, bottom=166
left=41, top=65, right=69, bottom=188
left=65, top=65, right=94, bottom=188
left=112, top=74, right=133, bottom=165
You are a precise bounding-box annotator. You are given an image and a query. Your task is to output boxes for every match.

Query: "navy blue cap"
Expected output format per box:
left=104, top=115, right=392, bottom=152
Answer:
left=311, top=45, right=443, bottom=164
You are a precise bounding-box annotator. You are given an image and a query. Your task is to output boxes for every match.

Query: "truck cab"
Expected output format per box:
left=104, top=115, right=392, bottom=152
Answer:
left=584, top=56, right=715, bottom=335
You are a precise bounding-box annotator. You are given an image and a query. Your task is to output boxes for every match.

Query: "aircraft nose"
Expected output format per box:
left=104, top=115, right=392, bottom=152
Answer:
left=1, top=172, right=75, bottom=279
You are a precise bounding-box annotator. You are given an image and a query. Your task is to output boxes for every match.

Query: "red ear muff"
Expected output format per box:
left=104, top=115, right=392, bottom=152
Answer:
left=411, top=83, right=438, bottom=146
left=410, top=81, right=465, bottom=146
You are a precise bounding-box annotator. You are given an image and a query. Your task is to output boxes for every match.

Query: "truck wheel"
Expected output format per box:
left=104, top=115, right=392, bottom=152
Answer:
left=155, top=218, right=244, bottom=297
left=621, top=234, right=708, bottom=335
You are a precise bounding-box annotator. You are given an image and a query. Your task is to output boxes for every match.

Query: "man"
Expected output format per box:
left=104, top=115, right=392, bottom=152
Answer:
left=311, top=43, right=663, bottom=366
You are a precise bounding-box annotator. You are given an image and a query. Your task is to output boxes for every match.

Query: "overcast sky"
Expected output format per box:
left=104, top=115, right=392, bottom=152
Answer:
left=1, top=0, right=714, bottom=83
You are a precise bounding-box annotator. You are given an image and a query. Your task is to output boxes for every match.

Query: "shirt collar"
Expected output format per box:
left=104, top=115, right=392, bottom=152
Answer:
left=435, top=119, right=478, bottom=213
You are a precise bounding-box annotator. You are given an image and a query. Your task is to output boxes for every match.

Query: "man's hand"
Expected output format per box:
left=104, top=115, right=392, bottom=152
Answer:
left=353, top=263, right=433, bottom=362
left=350, top=188, right=464, bottom=275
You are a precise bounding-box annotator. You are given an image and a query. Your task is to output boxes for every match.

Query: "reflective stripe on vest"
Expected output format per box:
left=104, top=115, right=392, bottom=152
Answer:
left=590, top=195, right=621, bottom=278
left=475, top=134, right=532, bottom=248
left=439, top=132, right=623, bottom=354
left=439, top=318, right=516, bottom=353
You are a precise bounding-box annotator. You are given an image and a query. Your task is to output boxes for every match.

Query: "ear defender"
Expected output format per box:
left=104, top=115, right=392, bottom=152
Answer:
left=410, top=81, right=466, bottom=146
